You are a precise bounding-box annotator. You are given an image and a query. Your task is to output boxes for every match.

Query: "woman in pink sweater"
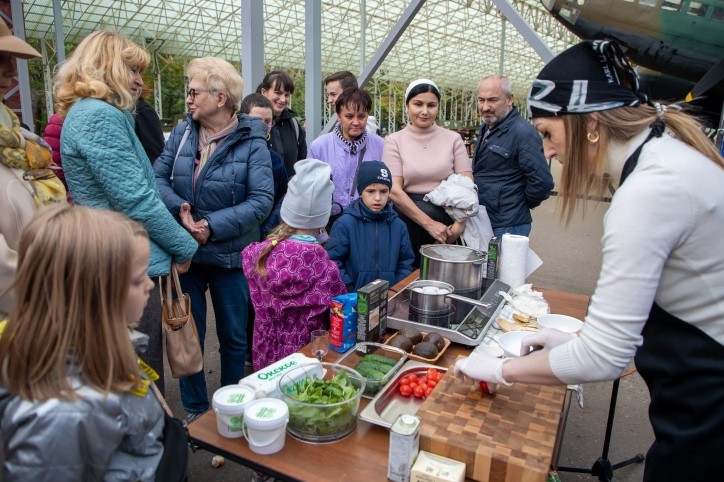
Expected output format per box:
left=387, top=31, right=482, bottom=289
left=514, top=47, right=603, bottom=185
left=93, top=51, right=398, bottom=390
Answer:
left=383, top=79, right=473, bottom=267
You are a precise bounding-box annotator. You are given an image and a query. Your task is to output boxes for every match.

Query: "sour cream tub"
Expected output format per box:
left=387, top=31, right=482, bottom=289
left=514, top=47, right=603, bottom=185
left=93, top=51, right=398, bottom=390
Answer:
left=212, top=385, right=256, bottom=438
left=243, top=398, right=289, bottom=455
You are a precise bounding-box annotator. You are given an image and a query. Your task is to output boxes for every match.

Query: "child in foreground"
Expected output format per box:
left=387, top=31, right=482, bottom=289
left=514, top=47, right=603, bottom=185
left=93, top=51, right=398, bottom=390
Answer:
left=0, top=206, right=163, bottom=481
left=327, top=160, right=414, bottom=291
left=242, top=159, right=346, bottom=371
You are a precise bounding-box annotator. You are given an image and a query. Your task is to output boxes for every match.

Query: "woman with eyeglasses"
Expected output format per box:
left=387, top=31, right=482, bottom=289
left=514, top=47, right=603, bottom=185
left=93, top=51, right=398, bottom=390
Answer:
left=154, top=57, right=274, bottom=422
left=55, top=30, right=198, bottom=396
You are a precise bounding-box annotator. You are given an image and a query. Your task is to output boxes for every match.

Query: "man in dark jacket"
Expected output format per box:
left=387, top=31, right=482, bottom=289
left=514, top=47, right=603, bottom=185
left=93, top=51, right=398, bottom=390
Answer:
left=473, top=75, right=553, bottom=237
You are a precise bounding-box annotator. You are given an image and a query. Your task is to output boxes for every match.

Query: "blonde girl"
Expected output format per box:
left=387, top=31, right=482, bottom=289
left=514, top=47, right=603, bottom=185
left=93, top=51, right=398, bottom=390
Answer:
left=0, top=205, right=164, bottom=481
left=242, top=159, right=346, bottom=371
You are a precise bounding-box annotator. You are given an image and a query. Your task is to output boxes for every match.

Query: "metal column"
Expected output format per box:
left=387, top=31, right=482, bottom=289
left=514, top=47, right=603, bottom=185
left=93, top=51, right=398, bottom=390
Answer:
left=241, top=0, right=265, bottom=98
left=305, top=0, right=322, bottom=142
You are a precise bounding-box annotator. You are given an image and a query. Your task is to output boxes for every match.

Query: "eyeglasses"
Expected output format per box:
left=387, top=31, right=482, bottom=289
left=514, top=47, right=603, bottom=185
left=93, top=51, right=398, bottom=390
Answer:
left=186, top=88, right=210, bottom=101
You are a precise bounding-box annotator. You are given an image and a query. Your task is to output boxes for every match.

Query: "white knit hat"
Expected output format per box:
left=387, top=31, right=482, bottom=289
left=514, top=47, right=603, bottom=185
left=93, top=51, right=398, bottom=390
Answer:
left=280, top=159, right=333, bottom=229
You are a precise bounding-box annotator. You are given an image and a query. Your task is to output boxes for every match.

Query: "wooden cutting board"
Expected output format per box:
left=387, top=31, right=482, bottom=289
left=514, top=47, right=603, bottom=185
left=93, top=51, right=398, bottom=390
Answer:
left=416, top=366, right=566, bottom=482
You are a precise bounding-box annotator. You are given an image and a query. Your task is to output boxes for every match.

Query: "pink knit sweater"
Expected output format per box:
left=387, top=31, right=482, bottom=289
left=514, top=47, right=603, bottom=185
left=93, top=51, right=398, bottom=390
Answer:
left=382, top=123, right=471, bottom=193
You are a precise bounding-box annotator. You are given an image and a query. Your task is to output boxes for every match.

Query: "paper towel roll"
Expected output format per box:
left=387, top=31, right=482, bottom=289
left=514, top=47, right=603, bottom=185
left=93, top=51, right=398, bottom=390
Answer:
left=499, top=234, right=529, bottom=289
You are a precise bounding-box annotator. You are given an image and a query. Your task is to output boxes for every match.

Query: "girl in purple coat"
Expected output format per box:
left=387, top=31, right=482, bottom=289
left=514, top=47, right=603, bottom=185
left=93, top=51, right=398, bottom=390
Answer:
left=242, top=159, right=346, bottom=371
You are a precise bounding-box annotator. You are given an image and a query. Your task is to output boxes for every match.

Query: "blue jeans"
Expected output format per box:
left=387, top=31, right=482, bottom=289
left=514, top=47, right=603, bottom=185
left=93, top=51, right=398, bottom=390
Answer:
left=179, top=263, right=249, bottom=415
left=493, top=223, right=531, bottom=238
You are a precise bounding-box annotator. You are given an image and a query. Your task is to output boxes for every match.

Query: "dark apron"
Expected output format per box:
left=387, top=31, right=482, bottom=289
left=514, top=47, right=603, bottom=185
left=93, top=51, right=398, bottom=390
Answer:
left=620, top=121, right=724, bottom=479
left=634, top=303, right=724, bottom=481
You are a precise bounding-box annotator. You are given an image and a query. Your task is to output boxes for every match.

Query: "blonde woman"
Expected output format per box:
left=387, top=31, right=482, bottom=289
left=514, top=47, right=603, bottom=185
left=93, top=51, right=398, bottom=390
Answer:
left=154, top=57, right=274, bottom=421
left=0, top=206, right=163, bottom=481
left=455, top=40, right=724, bottom=481
left=54, top=31, right=198, bottom=395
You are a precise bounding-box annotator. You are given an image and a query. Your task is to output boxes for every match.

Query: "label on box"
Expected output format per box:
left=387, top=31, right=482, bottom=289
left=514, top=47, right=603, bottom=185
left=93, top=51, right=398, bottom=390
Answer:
left=356, top=279, right=389, bottom=343
left=410, top=451, right=466, bottom=482
left=238, top=353, right=320, bottom=399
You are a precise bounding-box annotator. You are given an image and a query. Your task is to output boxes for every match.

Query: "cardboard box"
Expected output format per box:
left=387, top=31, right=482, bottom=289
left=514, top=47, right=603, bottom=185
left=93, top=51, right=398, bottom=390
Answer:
left=356, top=279, right=389, bottom=342
left=329, top=293, right=358, bottom=353
left=411, top=451, right=466, bottom=482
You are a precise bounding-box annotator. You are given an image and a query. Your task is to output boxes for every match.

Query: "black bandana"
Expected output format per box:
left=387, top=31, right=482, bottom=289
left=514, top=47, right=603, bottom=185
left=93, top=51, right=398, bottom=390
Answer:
left=334, top=124, right=366, bottom=155
left=528, top=40, right=650, bottom=118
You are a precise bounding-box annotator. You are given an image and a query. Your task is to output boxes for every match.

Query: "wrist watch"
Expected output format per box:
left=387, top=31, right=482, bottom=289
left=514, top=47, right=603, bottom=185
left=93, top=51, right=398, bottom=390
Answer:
left=202, top=218, right=210, bottom=231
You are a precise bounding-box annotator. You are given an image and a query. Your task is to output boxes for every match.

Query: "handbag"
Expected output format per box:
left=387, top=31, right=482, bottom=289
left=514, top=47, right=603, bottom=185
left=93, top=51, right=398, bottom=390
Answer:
left=150, top=383, right=190, bottom=482
left=161, top=265, right=203, bottom=378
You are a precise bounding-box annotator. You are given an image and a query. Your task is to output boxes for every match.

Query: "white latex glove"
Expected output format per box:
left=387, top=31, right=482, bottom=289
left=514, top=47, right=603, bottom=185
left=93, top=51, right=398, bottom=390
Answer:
left=520, top=328, right=576, bottom=356
left=454, top=351, right=513, bottom=392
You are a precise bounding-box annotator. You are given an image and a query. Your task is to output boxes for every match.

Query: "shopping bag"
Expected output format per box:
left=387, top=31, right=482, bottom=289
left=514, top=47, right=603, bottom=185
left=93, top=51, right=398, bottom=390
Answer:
left=161, top=265, right=203, bottom=378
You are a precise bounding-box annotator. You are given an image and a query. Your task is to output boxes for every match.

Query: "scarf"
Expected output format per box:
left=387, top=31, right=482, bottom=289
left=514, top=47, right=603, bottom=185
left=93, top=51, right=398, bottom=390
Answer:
left=0, top=104, right=66, bottom=206
left=194, top=115, right=238, bottom=183
left=334, top=124, right=366, bottom=155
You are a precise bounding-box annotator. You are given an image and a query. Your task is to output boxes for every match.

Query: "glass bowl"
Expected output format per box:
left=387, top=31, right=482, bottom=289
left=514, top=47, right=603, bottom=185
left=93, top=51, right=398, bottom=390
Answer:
left=277, top=362, right=365, bottom=443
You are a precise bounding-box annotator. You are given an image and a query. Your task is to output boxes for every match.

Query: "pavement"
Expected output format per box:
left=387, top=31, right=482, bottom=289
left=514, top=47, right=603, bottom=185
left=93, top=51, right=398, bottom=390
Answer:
left=168, top=164, right=655, bottom=481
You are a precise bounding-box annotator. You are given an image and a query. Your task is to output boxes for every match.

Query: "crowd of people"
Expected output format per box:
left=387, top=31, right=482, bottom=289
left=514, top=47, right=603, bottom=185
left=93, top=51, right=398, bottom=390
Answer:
left=0, top=23, right=722, bottom=482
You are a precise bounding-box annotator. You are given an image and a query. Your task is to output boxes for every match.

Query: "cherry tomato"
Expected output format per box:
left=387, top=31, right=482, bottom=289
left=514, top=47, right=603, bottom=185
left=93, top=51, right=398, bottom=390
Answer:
left=408, top=374, right=418, bottom=383
left=435, top=370, right=445, bottom=381
left=413, top=385, right=426, bottom=398
left=399, top=384, right=413, bottom=397
left=419, top=376, right=428, bottom=386
left=479, top=381, right=491, bottom=394
left=426, top=379, right=437, bottom=388
left=400, top=377, right=410, bottom=386
left=426, top=368, right=438, bottom=380
left=409, top=382, right=418, bottom=390
left=425, top=386, right=434, bottom=397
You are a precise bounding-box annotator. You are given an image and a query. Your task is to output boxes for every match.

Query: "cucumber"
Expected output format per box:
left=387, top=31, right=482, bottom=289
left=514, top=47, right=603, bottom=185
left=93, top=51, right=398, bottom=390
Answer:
left=358, top=359, right=395, bottom=375
left=362, top=354, right=398, bottom=368
left=354, top=361, right=387, bottom=380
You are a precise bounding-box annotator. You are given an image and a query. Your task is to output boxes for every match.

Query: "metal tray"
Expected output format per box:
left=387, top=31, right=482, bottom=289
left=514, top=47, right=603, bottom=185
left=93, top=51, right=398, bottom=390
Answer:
left=358, top=360, right=448, bottom=428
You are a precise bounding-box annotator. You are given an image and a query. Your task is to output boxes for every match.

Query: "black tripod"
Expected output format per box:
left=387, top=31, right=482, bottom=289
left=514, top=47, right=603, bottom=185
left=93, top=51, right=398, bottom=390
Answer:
left=557, top=378, right=645, bottom=482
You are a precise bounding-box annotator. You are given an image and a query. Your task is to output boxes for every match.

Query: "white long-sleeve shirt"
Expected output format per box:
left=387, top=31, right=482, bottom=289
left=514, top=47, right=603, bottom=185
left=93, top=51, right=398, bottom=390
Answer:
left=549, top=129, right=724, bottom=384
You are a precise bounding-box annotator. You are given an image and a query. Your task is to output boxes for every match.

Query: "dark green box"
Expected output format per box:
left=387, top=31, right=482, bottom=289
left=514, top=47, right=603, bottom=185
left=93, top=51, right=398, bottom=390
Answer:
left=356, top=279, right=389, bottom=342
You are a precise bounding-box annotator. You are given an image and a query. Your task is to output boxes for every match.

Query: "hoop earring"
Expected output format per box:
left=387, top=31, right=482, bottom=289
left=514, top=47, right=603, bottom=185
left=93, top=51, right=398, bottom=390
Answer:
left=587, top=131, right=600, bottom=143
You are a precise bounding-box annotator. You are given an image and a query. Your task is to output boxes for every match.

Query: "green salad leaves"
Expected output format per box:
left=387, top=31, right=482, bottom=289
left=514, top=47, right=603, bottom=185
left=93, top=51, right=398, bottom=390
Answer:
left=285, top=370, right=360, bottom=437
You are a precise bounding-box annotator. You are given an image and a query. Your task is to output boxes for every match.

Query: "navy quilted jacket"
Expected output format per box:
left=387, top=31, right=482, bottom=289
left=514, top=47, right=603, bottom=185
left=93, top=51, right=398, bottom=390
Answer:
left=472, top=107, right=553, bottom=228
left=154, top=114, right=274, bottom=268
left=61, top=98, right=197, bottom=277
left=326, top=198, right=414, bottom=291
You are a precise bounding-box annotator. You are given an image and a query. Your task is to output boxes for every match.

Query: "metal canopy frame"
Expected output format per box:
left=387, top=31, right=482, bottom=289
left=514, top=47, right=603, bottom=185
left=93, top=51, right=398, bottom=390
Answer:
left=19, top=0, right=579, bottom=132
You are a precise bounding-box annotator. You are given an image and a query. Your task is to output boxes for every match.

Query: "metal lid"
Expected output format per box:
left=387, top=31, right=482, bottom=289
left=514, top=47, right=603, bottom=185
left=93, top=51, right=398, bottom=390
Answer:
left=419, top=244, right=485, bottom=262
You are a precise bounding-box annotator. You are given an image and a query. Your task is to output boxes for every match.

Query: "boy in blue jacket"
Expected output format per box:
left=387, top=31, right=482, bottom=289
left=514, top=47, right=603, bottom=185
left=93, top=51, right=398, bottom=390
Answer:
left=327, top=160, right=414, bottom=291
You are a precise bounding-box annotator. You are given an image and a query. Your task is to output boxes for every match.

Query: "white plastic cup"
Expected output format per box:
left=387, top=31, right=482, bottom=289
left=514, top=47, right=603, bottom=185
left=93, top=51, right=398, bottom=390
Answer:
left=242, top=398, right=289, bottom=455
left=212, top=385, right=256, bottom=438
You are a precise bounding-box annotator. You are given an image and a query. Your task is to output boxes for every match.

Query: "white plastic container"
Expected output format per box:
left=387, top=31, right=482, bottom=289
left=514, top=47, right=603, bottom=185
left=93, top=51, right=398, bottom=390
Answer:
left=211, top=384, right=256, bottom=438
left=242, top=398, right=289, bottom=455
left=239, top=353, right=321, bottom=399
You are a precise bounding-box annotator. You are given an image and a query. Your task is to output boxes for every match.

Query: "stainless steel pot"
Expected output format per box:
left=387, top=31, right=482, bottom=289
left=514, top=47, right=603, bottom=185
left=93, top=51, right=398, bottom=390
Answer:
left=419, top=245, right=487, bottom=292
left=408, top=280, right=491, bottom=314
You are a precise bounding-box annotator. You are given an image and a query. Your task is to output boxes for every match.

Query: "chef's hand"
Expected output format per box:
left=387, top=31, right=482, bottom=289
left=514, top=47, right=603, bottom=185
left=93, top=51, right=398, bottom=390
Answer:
left=446, top=220, right=466, bottom=244
left=454, top=352, right=512, bottom=392
left=520, top=328, right=576, bottom=356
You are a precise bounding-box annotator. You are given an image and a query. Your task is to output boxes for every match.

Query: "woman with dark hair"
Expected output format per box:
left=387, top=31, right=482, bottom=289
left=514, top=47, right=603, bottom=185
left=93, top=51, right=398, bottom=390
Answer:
left=308, top=88, right=385, bottom=229
left=382, top=79, right=472, bottom=267
left=257, top=70, right=306, bottom=177
left=454, top=40, right=724, bottom=481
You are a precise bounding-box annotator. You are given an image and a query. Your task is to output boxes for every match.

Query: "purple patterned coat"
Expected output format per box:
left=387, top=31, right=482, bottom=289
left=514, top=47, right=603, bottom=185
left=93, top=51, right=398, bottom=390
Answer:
left=242, top=238, right=347, bottom=371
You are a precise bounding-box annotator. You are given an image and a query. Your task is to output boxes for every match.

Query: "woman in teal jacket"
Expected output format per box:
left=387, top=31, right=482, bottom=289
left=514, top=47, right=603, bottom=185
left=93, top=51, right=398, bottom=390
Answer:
left=55, top=31, right=197, bottom=395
